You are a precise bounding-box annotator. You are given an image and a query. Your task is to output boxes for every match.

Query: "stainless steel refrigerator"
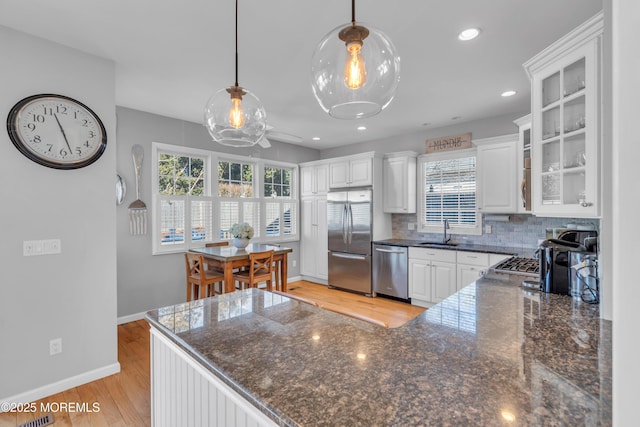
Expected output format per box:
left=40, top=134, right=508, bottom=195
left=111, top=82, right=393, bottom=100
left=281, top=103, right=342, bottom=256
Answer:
left=327, top=187, right=373, bottom=295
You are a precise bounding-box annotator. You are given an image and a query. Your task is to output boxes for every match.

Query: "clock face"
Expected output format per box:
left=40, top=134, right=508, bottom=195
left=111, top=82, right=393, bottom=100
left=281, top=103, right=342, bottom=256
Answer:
left=7, top=94, right=107, bottom=169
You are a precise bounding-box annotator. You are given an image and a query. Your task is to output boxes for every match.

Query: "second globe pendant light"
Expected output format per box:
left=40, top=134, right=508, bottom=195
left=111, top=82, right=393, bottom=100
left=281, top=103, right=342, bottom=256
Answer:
left=311, top=0, right=400, bottom=120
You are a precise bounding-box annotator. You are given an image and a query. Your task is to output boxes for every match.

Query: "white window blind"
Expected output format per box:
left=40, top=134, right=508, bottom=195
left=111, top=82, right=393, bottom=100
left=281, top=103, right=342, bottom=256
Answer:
left=422, top=156, right=478, bottom=228
left=151, top=142, right=298, bottom=255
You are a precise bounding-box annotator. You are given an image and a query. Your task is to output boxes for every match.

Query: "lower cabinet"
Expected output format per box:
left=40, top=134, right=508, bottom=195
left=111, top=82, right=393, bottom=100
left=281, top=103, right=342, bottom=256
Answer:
left=456, top=251, right=490, bottom=291
left=408, top=248, right=456, bottom=308
left=410, top=248, right=514, bottom=307
left=456, top=264, right=485, bottom=291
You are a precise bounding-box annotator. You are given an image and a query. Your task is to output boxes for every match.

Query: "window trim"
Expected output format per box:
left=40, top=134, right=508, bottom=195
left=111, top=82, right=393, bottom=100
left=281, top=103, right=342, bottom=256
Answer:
left=417, top=148, right=482, bottom=236
left=151, top=142, right=299, bottom=255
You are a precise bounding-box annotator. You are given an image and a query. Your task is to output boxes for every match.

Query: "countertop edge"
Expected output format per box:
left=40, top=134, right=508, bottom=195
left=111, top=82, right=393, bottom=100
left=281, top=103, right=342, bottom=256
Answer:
left=372, top=239, right=524, bottom=256
left=144, top=312, right=296, bottom=427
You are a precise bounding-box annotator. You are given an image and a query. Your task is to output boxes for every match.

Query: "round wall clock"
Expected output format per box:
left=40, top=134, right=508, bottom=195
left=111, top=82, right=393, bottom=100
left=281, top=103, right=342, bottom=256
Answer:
left=6, top=94, right=107, bottom=169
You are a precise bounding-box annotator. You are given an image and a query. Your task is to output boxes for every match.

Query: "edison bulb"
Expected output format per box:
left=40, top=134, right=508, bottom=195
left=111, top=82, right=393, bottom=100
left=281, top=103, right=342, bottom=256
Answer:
left=228, top=97, right=245, bottom=128
left=344, top=41, right=366, bottom=89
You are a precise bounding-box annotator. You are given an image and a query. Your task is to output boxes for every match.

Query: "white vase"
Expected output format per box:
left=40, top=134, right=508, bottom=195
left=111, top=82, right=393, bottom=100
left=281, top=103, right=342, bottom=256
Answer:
left=233, top=238, right=250, bottom=249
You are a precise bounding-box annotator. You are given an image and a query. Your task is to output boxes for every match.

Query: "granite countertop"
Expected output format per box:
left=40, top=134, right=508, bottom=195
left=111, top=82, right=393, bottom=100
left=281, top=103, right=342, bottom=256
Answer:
left=373, top=238, right=527, bottom=256
left=146, top=279, right=611, bottom=426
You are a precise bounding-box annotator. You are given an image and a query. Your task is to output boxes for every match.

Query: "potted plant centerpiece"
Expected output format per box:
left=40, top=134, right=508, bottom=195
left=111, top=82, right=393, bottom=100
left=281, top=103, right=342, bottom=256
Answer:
left=230, top=222, right=254, bottom=249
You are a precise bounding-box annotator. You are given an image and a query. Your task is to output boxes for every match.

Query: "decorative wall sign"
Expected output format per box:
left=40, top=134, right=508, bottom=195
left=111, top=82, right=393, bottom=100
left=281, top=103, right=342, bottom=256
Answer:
left=425, top=132, right=472, bottom=154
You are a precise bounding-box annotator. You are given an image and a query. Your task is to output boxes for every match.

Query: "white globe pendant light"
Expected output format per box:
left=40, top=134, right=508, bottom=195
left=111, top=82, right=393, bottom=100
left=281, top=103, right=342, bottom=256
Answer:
left=311, top=0, right=400, bottom=120
left=204, top=0, right=266, bottom=147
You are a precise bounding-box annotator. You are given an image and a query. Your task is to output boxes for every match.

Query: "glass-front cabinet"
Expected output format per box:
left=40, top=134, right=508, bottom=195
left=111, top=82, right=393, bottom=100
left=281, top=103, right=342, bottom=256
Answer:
left=524, top=12, right=603, bottom=218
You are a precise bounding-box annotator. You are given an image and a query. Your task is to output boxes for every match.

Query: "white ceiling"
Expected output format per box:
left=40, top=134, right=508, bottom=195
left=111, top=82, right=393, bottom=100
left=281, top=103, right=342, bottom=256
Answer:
left=0, top=0, right=602, bottom=150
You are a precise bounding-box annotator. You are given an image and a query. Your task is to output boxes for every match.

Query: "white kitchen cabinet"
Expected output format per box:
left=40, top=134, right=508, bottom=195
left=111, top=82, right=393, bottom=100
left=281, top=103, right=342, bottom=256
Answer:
left=476, top=134, right=519, bottom=213
left=300, top=196, right=328, bottom=282
left=514, top=114, right=533, bottom=213
left=383, top=152, right=417, bottom=213
left=431, top=261, right=457, bottom=303
left=456, top=251, right=489, bottom=291
left=300, top=163, right=329, bottom=197
left=408, top=259, right=431, bottom=304
left=524, top=12, right=603, bottom=218
left=457, top=264, right=484, bottom=291
left=408, top=246, right=516, bottom=307
left=408, top=247, right=456, bottom=308
left=329, top=153, right=373, bottom=188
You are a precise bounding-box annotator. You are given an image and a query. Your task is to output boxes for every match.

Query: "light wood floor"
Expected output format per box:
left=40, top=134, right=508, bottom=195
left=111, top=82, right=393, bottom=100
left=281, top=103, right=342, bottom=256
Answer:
left=0, top=320, right=151, bottom=427
left=0, top=281, right=423, bottom=427
left=286, top=280, right=425, bottom=328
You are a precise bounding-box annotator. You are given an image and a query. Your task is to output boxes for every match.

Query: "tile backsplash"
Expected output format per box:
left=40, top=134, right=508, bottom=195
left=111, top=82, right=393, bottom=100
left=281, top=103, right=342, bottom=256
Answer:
left=392, top=214, right=599, bottom=255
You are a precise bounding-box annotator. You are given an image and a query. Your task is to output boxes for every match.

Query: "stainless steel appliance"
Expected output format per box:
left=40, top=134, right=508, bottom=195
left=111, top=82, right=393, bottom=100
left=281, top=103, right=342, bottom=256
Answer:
left=538, top=229, right=598, bottom=295
left=372, top=244, right=408, bottom=300
left=539, top=239, right=583, bottom=295
left=327, top=188, right=373, bottom=295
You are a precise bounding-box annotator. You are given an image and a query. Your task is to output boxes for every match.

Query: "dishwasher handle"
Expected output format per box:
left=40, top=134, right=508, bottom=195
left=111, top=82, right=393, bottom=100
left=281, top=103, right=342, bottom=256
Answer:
left=375, top=248, right=405, bottom=254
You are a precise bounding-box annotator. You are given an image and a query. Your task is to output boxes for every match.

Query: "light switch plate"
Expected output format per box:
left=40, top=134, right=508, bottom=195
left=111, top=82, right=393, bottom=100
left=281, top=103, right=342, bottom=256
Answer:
left=23, top=239, right=62, bottom=256
left=484, top=225, right=492, bottom=234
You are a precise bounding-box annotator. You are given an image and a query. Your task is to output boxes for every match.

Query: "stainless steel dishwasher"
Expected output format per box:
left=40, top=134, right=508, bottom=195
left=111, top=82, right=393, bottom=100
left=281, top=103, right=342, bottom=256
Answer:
left=372, top=243, right=408, bottom=300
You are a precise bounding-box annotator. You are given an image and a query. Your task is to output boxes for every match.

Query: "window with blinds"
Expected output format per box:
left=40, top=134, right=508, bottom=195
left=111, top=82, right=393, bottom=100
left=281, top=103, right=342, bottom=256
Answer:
left=151, top=142, right=298, bottom=254
left=263, top=165, right=295, bottom=238
left=420, top=155, right=480, bottom=234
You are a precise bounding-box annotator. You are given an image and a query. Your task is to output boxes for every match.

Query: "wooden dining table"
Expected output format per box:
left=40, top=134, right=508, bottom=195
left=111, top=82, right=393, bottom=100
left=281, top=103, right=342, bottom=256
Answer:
left=190, top=244, right=293, bottom=293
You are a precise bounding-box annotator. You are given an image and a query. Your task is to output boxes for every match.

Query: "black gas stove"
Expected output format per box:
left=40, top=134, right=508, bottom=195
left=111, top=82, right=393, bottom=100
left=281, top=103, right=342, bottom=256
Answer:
left=492, top=256, right=539, bottom=277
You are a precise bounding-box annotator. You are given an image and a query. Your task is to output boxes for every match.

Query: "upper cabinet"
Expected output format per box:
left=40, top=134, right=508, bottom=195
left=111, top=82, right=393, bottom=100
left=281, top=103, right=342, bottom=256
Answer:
left=329, top=152, right=374, bottom=188
left=383, top=152, right=417, bottom=213
left=300, top=163, right=329, bottom=197
left=476, top=134, right=519, bottom=213
left=524, top=12, right=603, bottom=218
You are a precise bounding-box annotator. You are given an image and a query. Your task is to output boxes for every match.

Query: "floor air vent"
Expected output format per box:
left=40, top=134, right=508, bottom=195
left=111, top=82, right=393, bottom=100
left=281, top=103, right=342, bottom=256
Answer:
left=17, top=414, right=54, bottom=427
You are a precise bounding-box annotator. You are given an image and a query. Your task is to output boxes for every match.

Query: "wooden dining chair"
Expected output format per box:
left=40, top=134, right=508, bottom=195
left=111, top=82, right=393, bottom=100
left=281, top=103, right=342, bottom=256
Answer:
left=185, top=252, right=225, bottom=301
left=232, top=250, right=275, bottom=291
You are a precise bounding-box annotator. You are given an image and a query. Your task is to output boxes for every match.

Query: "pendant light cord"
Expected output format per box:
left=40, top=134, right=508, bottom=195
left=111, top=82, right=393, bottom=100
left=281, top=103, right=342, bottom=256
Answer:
left=351, top=0, right=356, bottom=25
left=234, top=0, right=239, bottom=87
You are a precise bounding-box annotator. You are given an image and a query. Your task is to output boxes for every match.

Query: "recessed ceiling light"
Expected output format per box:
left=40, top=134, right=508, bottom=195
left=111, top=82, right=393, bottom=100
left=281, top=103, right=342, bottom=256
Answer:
left=357, top=126, right=367, bottom=131
left=458, top=28, right=480, bottom=41
left=312, top=137, right=321, bottom=141
left=501, top=90, right=517, bottom=97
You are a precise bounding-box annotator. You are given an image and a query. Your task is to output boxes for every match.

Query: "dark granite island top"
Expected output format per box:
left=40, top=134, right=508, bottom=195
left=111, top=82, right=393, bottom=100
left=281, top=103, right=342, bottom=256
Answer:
left=145, top=278, right=611, bottom=426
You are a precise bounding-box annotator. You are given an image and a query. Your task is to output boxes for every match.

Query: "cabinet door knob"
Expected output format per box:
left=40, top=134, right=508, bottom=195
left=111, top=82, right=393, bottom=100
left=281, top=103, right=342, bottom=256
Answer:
left=581, top=201, right=593, bottom=207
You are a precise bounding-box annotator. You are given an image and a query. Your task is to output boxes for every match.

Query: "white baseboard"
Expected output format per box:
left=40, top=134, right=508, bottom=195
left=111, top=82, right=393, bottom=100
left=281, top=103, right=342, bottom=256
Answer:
left=287, top=275, right=303, bottom=284
left=0, top=362, right=121, bottom=412
left=298, top=276, right=327, bottom=286
left=117, top=311, right=147, bottom=325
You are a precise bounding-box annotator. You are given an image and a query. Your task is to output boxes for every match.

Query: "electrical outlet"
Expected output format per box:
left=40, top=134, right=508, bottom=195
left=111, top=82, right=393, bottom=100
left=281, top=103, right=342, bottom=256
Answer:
left=407, top=223, right=416, bottom=230
left=292, top=260, right=297, bottom=268
left=484, top=225, right=492, bottom=234
left=49, top=338, right=62, bottom=355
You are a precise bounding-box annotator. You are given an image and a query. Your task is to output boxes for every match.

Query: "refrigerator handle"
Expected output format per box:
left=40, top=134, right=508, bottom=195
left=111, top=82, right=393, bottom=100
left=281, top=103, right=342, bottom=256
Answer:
left=342, top=204, right=348, bottom=244
left=347, top=202, right=353, bottom=244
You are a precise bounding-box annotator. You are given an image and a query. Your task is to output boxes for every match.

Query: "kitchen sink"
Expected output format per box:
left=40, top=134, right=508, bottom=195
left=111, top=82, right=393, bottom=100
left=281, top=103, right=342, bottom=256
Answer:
left=417, top=241, right=458, bottom=247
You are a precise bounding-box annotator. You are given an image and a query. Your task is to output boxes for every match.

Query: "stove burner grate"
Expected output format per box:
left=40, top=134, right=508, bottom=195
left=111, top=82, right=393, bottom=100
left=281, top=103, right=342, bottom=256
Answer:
left=493, top=257, right=539, bottom=275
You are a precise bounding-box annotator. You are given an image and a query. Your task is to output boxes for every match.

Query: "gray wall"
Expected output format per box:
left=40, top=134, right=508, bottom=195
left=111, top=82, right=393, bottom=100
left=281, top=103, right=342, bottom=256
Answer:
left=0, top=26, right=118, bottom=400
left=320, top=112, right=526, bottom=158
left=116, top=107, right=321, bottom=318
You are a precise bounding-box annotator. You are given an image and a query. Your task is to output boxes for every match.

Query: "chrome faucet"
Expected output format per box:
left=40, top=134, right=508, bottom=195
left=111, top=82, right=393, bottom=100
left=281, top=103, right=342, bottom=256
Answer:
left=443, top=219, right=451, bottom=244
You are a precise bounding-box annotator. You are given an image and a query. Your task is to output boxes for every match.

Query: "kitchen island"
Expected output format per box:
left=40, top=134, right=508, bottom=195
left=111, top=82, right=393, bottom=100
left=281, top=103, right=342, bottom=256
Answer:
left=145, top=275, right=611, bottom=426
